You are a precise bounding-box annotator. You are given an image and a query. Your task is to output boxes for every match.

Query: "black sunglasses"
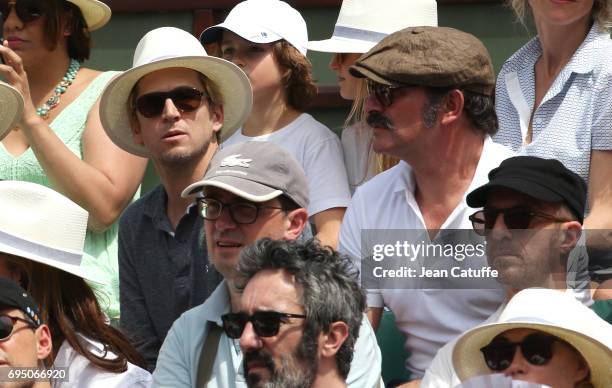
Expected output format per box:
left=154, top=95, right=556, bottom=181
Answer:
left=197, top=197, right=284, bottom=225
left=134, top=87, right=207, bottom=118
left=221, top=311, right=307, bottom=339
left=366, top=80, right=410, bottom=107
left=469, top=207, right=571, bottom=236
left=0, top=314, right=36, bottom=341
left=480, top=332, right=559, bottom=371
left=0, top=0, right=46, bottom=24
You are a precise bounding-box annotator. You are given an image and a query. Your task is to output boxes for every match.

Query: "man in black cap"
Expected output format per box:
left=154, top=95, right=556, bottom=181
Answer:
left=0, top=277, right=52, bottom=388
left=422, top=155, right=588, bottom=387
left=338, top=26, right=516, bottom=383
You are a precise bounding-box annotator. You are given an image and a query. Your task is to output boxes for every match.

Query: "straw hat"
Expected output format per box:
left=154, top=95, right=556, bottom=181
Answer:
left=452, top=288, right=612, bottom=388
left=308, top=0, right=438, bottom=53
left=100, top=27, right=253, bottom=157
left=0, top=82, right=24, bottom=141
left=0, top=181, right=104, bottom=283
left=66, top=0, right=111, bottom=31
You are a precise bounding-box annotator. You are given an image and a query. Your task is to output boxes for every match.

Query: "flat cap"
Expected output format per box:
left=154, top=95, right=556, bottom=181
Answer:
left=350, top=26, right=495, bottom=96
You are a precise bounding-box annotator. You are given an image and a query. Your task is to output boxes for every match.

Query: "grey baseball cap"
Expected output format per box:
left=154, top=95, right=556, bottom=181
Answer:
left=182, top=141, right=309, bottom=209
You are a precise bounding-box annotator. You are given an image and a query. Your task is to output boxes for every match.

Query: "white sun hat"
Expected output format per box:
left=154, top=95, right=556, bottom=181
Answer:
left=0, top=82, right=24, bottom=141
left=452, top=288, right=612, bottom=388
left=100, top=27, right=253, bottom=157
left=199, top=0, right=309, bottom=56
left=308, top=0, right=438, bottom=53
left=0, top=181, right=105, bottom=283
left=66, top=0, right=112, bottom=31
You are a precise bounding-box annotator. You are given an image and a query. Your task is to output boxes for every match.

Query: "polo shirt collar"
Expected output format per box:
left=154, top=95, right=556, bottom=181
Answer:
left=201, top=280, right=232, bottom=326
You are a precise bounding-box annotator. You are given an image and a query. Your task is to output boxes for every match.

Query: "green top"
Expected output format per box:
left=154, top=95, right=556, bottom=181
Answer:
left=0, top=71, right=136, bottom=320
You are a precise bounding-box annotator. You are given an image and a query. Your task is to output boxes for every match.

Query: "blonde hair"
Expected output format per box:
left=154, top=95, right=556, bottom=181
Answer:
left=508, top=0, right=612, bottom=31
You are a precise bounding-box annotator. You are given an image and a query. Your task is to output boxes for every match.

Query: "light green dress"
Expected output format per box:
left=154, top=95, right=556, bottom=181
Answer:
left=0, top=71, right=135, bottom=321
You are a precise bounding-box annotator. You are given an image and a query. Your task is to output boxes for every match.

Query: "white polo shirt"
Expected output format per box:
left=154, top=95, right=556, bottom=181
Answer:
left=339, top=137, right=515, bottom=378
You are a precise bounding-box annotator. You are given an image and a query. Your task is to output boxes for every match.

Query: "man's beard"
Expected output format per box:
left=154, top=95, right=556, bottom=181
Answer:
left=243, top=328, right=319, bottom=388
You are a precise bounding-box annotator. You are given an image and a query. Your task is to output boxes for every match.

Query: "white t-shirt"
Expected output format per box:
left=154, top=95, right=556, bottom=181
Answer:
left=222, top=113, right=351, bottom=216
left=339, top=137, right=515, bottom=378
left=341, top=122, right=378, bottom=193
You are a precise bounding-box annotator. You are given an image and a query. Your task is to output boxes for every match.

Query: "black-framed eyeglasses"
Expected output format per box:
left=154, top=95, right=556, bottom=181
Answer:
left=197, top=197, right=284, bottom=225
left=469, top=207, right=571, bottom=236
left=221, top=311, right=307, bottom=339
left=0, top=314, right=36, bottom=341
left=134, top=87, right=207, bottom=118
left=366, top=80, right=410, bottom=107
left=480, top=332, right=559, bottom=371
left=0, top=0, right=45, bottom=24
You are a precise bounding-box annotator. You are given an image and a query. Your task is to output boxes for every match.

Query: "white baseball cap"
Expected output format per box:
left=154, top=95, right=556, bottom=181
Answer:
left=200, top=0, right=308, bottom=56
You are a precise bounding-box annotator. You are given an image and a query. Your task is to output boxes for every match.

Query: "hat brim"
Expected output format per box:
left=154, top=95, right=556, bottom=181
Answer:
left=100, top=56, right=253, bottom=157
left=0, top=83, right=24, bottom=141
left=453, top=321, right=612, bottom=388
left=349, top=63, right=398, bottom=86
left=67, top=0, right=111, bottom=31
left=200, top=24, right=281, bottom=46
left=182, top=175, right=283, bottom=202
left=308, top=36, right=375, bottom=53
left=466, top=178, right=564, bottom=209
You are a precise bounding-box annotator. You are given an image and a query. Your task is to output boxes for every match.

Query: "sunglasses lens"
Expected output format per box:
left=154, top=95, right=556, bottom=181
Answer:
left=221, top=313, right=247, bottom=339
left=171, top=88, right=204, bottom=112
left=0, top=316, right=14, bottom=340
left=252, top=312, right=281, bottom=337
left=481, top=341, right=515, bottom=371
left=1, top=0, right=44, bottom=22
left=522, top=334, right=554, bottom=366
left=135, top=94, right=164, bottom=118
left=504, top=210, right=533, bottom=230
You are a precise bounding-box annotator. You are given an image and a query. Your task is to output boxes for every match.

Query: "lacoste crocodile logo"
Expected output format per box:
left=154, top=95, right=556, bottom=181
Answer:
left=220, top=154, right=252, bottom=168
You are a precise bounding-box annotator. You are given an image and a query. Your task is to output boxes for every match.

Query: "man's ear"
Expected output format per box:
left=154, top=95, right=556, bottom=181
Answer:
left=35, top=324, right=53, bottom=361
left=319, top=321, right=349, bottom=358
left=560, top=221, right=583, bottom=254
left=283, top=208, right=309, bottom=240
left=209, top=104, right=224, bottom=135
left=439, top=89, right=465, bottom=126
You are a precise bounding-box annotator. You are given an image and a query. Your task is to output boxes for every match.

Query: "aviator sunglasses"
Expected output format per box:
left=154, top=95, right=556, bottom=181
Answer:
left=221, top=311, right=306, bottom=339
left=469, top=207, right=571, bottom=236
left=0, top=0, right=46, bottom=24
left=0, top=314, right=36, bottom=341
left=480, top=332, right=560, bottom=371
left=134, top=87, right=207, bottom=118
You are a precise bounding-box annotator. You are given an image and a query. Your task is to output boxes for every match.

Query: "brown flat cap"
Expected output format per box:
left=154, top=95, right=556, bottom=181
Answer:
left=350, top=26, right=495, bottom=96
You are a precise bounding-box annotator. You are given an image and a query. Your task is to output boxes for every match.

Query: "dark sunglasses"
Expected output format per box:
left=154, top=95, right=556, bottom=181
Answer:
left=134, top=87, right=207, bottom=118
left=469, top=207, right=571, bottom=236
left=197, top=197, right=284, bottom=225
left=0, top=314, right=36, bottom=341
left=366, top=80, right=410, bottom=107
left=480, top=333, right=559, bottom=371
left=0, top=0, right=46, bottom=24
left=221, top=311, right=306, bottom=339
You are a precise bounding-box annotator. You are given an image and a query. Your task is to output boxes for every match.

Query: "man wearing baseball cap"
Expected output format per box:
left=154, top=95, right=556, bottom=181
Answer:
left=154, top=141, right=382, bottom=387
left=338, top=26, right=516, bottom=383
left=99, top=26, right=252, bottom=370
left=0, top=277, right=52, bottom=387
left=423, top=155, right=591, bottom=387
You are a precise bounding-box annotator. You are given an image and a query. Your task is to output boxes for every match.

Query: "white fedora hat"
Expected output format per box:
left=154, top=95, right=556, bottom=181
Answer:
left=452, top=288, right=612, bottom=388
left=308, top=0, right=438, bottom=53
left=0, top=82, right=24, bottom=141
left=66, top=0, right=111, bottom=31
left=0, top=181, right=104, bottom=283
left=100, top=27, right=253, bottom=157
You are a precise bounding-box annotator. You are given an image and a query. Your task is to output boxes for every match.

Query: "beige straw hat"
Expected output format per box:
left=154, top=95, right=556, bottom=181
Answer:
left=66, top=0, right=111, bottom=31
left=0, top=81, right=24, bottom=141
left=452, top=288, right=612, bottom=388
left=100, top=27, right=252, bottom=157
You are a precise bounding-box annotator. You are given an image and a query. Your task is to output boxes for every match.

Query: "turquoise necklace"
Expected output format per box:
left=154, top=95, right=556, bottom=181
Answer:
left=36, top=58, right=80, bottom=119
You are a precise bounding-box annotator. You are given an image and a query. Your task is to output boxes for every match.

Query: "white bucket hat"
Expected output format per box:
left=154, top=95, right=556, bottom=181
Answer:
left=100, top=27, right=253, bottom=157
left=308, top=0, right=438, bottom=53
left=0, top=82, right=24, bottom=141
left=66, top=0, right=111, bottom=31
left=452, top=288, right=612, bottom=388
left=0, top=181, right=104, bottom=283
left=199, top=0, right=309, bottom=56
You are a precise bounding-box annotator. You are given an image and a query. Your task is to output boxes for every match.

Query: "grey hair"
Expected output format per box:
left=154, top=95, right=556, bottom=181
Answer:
left=508, top=0, right=612, bottom=32
left=236, top=238, right=366, bottom=379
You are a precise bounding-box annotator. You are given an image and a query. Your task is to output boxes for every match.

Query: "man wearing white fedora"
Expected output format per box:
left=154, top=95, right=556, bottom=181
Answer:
left=308, top=0, right=437, bottom=192
left=99, top=26, right=252, bottom=371
left=452, top=288, right=612, bottom=388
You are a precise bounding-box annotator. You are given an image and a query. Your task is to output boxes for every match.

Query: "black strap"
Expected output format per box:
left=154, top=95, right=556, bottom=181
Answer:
left=196, top=323, right=223, bottom=387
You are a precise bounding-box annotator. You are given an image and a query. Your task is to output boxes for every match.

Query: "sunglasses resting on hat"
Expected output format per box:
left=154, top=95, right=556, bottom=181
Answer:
left=221, top=311, right=306, bottom=339
left=0, top=0, right=46, bottom=23
left=134, top=87, right=208, bottom=118
left=469, top=207, right=572, bottom=236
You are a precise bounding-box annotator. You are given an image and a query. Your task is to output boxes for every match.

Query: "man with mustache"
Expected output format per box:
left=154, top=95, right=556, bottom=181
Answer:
left=338, top=27, right=516, bottom=385
left=422, top=155, right=588, bottom=387
left=225, top=238, right=365, bottom=388
left=153, top=141, right=381, bottom=387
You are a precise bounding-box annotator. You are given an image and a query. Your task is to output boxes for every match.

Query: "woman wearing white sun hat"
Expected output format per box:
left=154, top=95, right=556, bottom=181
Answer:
left=308, top=0, right=438, bottom=192
left=0, top=0, right=148, bottom=322
left=0, top=180, right=152, bottom=387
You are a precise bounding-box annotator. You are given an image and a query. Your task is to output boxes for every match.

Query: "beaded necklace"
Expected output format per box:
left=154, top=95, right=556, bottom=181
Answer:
left=36, top=58, right=80, bottom=119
